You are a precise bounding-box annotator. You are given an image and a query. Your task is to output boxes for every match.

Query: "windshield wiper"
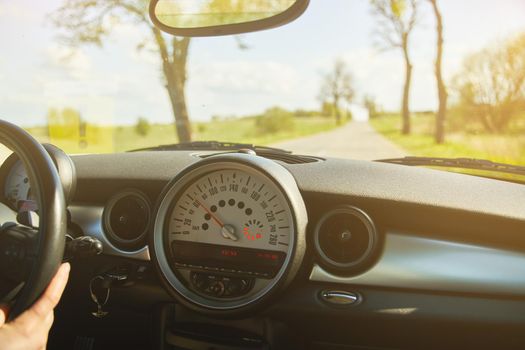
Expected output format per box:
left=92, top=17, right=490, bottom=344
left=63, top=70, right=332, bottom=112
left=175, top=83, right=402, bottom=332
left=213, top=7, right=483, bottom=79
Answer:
left=129, top=140, right=291, bottom=154
left=376, top=156, right=525, bottom=176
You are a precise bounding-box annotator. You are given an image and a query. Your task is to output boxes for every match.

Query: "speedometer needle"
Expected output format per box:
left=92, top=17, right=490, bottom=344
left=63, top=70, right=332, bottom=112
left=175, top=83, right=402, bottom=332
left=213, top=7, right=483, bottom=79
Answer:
left=195, top=200, right=239, bottom=241
left=196, top=199, right=224, bottom=227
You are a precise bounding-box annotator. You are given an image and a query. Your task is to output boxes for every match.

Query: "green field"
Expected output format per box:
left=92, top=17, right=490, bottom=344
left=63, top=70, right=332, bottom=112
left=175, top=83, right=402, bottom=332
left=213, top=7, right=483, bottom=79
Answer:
left=370, top=113, right=525, bottom=166
left=27, top=116, right=341, bottom=154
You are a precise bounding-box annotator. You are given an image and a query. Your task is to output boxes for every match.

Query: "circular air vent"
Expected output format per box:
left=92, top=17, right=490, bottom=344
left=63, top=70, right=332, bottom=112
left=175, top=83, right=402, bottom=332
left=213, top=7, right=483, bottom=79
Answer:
left=103, top=190, right=151, bottom=250
left=314, top=206, right=378, bottom=274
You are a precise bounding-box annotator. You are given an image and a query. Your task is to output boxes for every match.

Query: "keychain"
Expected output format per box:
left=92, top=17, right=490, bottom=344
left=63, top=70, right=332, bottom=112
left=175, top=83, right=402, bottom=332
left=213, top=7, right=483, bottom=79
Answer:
left=89, top=275, right=110, bottom=318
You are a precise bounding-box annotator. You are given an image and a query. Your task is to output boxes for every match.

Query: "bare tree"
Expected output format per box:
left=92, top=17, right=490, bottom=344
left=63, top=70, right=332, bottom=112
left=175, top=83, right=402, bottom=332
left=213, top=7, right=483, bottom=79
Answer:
left=318, top=59, right=355, bottom=125
left=52, top=0, right=192, bottom=142
left=453, top=33, right=525, bottom=133
left=428, top=0, right=447, bottom=144
left=370, top=0, right=418, bottom=134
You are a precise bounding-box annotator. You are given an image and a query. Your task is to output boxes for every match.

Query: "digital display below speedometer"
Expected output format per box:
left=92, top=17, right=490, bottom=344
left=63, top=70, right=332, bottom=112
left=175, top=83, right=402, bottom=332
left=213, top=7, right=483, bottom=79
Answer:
left=171, top=241, right=287, bottom=278
left=167, top=168, right=293, bottom=257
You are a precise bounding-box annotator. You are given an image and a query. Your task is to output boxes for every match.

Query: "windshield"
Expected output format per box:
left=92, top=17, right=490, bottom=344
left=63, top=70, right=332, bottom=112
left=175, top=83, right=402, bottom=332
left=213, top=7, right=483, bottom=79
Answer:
left=1, top=0, right=524, bottom=167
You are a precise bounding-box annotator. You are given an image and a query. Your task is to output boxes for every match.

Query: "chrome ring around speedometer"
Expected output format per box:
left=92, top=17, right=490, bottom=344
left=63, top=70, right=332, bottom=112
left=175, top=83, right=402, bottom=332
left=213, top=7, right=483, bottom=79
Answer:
left=151, top=153, right=307, bottom=315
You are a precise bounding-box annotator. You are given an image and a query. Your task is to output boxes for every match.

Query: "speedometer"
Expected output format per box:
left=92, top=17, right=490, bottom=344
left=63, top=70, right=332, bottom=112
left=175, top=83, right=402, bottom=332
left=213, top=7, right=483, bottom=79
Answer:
left=152, top=153, right=307, bottom=314
left=168, top=168, right=292, bottom=254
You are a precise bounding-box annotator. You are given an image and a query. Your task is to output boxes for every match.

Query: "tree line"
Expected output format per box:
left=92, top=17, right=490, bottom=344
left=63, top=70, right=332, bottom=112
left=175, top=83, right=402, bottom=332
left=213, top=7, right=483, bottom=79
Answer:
left=370, top=0, right=525, bottom=141
left=321, top=0, right=524, bottom=143
left=319, top=0, right=446, bottom=142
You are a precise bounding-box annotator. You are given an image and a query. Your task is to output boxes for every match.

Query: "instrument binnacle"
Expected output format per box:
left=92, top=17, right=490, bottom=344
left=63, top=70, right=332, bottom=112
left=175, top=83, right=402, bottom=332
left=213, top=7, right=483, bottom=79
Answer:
left=152, top=153, right=307, bottom=314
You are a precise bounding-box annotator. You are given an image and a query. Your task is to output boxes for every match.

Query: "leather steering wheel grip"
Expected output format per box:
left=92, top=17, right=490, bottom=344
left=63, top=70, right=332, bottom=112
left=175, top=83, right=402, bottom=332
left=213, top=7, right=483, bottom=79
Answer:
left=0, top=120, right=67, bottom=320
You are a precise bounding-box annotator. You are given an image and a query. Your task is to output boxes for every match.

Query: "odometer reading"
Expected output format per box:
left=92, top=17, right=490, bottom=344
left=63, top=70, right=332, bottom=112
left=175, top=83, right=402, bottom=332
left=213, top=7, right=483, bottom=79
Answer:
left=171, top=241, right=287, bottom=278
left=168, top=169, right=292, bottom=254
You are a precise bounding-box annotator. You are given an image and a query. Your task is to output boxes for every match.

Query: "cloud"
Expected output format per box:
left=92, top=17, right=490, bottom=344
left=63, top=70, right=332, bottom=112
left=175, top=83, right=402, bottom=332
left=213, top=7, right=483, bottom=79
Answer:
left=191, top=60, right=302, bottom=95
left=43, top=45, right=93, bottom=80
left=322, top=47, right=439, bottom=111
left=185, top=60, right=318, bottom=120
left=113, top=23, right=160, bottom=66
left=0, top=2, right=39, bottom=23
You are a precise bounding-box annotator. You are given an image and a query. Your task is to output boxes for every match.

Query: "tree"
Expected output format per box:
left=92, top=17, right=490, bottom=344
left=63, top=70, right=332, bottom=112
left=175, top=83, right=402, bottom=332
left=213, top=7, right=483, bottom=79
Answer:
left=318, top=59, right=355, bottom=125
left=52, top=0, right=192, bottom=142
left=255, top=107, right=295, bottom=134
left=428, top=0, right=447, bottom=144
left=363, top=95, right=379, bottom=119
left=135, top=117, right=151, bottom=136
left=453, top=33, right=525, bottom=133
left=370, top=0, right=418, bottom=134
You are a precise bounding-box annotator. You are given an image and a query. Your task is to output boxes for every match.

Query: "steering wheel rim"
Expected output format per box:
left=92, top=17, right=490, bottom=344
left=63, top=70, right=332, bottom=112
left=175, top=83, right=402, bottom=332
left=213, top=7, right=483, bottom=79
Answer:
left=0, top=119, right=67, bottom=320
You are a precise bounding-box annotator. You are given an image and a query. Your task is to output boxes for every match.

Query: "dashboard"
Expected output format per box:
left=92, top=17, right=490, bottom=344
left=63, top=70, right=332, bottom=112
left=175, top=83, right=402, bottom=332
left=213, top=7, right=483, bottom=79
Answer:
left=2, top=146, right=525, bottom=348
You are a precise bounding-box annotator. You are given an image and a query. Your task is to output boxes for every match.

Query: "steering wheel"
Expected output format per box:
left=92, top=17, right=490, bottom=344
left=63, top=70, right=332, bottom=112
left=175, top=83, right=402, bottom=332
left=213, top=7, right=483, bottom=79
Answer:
left=0, top=120, right=67, bottom=321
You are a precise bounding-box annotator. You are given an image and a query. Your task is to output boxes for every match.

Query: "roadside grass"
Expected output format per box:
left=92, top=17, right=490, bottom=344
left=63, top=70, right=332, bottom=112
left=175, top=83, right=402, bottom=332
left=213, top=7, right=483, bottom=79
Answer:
left=195, top=116, right=340, bottom=146
left=370, top=113, right=525, bottom=166
left=26, top=116, right=341, bottom=154
left=114, top=116, right=339, bottom=152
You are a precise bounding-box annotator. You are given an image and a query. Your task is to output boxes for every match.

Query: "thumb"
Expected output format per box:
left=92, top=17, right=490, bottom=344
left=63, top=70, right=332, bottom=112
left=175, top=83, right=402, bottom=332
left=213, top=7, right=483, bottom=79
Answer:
left=0, top=304, right=9, bottom=326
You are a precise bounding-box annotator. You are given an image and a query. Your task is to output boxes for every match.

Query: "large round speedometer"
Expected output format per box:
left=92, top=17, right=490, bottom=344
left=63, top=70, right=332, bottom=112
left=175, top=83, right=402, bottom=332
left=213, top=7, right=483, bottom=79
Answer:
left=152, top=153, right=307, bottom=314
left=168, top=168, right=292, bottom=254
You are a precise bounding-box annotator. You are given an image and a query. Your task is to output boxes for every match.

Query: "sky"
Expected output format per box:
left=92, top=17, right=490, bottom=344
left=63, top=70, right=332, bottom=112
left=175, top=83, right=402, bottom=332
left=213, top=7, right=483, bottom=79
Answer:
left=0, top=0, right=525, bottom=126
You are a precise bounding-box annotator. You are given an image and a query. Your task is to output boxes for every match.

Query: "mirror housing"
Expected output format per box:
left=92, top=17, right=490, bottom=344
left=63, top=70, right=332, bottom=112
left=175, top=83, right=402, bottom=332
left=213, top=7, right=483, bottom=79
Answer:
left=149, top=0, right=309, bottom=37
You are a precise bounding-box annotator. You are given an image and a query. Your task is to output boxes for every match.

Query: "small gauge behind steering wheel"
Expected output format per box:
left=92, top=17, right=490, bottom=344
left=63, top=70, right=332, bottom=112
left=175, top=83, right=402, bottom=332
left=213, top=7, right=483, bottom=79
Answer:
left=0, top=143, right=76, bottom=213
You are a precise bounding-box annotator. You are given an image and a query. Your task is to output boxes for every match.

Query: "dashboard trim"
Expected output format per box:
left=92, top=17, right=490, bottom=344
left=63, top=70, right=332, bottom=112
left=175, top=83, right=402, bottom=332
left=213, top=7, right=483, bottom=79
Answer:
left=310, top=232, right=525, bottom=296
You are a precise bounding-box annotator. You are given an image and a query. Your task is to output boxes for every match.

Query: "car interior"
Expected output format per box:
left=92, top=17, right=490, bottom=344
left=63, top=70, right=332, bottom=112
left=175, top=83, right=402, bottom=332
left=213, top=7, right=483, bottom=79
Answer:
left=1, top=0, right=525, bottom=349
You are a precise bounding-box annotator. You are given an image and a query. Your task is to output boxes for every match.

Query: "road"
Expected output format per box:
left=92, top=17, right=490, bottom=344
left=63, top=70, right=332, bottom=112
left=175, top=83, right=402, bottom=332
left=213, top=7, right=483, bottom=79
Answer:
left=271, top=121, right=406, bottom=160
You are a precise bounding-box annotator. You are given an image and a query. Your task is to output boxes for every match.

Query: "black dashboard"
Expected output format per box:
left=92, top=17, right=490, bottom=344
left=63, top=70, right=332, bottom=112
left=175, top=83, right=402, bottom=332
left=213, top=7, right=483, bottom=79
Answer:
left=3, top=149, right=525, bottom=349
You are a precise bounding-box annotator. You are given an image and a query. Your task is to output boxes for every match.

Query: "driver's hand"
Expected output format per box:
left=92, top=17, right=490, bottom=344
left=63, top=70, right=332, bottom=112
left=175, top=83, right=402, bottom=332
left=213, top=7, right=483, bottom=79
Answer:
left=0, top=263, right=70, bottom=350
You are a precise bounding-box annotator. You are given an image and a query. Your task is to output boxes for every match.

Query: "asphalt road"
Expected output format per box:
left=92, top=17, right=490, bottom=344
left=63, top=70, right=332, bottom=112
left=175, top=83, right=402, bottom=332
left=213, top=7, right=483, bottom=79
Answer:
left=271, top=121, right=406, bottom=160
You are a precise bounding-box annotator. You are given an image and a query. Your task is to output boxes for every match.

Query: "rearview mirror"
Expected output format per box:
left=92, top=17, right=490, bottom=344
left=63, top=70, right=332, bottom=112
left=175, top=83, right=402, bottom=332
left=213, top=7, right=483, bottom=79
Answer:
left=149, top=0, right=309, bottom=37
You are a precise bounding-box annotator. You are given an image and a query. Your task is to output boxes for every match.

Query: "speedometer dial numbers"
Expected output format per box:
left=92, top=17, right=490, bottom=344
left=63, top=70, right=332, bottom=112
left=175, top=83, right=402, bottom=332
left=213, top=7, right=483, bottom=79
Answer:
left=152, top=154, right=307, bottom=313
left=168, top=169, right=292, bottom=253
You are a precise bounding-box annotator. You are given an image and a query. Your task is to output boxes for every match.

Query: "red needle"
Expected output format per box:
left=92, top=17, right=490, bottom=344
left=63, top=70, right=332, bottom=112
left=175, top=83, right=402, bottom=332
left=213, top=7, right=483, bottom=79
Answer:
left=196, top=200, right=224, bottom=227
